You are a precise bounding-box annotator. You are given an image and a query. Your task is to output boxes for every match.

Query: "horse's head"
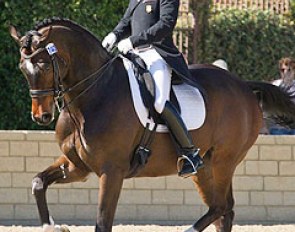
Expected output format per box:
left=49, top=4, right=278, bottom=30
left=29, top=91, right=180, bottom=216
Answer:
left=10, top=19, right=111, bottom=126
left=9, top=23, right=69, bottom=125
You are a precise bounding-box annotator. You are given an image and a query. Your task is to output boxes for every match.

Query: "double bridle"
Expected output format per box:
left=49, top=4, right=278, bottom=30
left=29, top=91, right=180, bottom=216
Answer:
left=21, top=42, right=116, bottom=112
left=21, top=44, right=63, bottom=99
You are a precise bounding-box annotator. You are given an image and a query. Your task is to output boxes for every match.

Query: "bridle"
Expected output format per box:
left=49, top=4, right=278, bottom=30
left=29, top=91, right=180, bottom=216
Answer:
left=21, top=42, right=117, bottom=112
left=31, top=46, right=63, bottom=99
left=20, top=43, right=64, bottom=107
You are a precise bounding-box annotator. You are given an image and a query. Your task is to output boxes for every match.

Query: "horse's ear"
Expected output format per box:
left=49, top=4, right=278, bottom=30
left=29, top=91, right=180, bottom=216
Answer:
left=9, top=25, right=22, bottom=45
left=39, top=26, right=52, bottom=42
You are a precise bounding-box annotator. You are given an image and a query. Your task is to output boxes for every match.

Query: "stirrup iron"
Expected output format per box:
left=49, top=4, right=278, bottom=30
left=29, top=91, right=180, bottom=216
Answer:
left=177, top=149, right=204, bottom=178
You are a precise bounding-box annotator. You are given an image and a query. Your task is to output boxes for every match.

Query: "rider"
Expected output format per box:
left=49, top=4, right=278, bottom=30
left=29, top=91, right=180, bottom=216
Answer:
left=102, top=0, right=204, bottom=177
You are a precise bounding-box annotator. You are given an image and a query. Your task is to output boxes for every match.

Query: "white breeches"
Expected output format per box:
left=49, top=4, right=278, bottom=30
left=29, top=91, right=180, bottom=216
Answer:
left=134, top=48, right=172, bottom=113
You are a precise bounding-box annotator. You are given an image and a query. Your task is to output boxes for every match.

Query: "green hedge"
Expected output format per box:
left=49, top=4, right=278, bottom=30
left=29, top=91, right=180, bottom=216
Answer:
left=1, top=3, right=295, bottom=129
left=0, top=0, right=128, bottom=130
left=290, top=0, right=295, bottom=20
left=201, top=9, right=295, bottom=81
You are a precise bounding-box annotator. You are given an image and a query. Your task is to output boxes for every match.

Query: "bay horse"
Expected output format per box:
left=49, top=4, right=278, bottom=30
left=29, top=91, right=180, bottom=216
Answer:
left=9, top=18, right=295, bottom=232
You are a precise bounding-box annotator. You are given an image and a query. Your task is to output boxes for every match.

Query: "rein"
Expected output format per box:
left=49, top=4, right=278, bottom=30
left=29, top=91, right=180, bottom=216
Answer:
left=22, top=43, right=117, bottom=112
left=61, top=55, right=117, bottom=110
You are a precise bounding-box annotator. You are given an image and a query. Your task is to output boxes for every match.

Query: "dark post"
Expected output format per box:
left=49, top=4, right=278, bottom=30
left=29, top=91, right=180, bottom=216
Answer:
left=189, top=0, right=211, bottom=64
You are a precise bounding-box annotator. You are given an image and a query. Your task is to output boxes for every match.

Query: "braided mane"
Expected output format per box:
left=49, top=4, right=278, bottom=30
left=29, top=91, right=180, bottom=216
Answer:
left=35, top=17, right=80, bottom=31
left=33, top=17, right=100, bottom=42
left=28, top=17, right=111, bottom=59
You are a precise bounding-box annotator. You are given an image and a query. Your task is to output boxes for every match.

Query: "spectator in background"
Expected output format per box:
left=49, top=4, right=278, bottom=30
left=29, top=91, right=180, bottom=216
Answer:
left=273, top=57, right=295, bottom=93
left=266, top=57, right=295, bottom=135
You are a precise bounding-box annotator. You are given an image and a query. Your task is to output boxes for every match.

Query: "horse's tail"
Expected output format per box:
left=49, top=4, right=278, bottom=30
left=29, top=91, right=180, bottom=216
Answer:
left=246, top=81, right=295, bottom=129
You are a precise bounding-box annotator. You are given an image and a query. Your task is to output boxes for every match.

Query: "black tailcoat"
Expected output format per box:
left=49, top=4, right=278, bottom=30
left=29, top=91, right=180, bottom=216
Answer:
left=113, top=0, right=192, bottom=80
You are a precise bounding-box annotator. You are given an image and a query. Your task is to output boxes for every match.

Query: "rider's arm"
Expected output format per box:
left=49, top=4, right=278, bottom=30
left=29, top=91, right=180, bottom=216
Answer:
left=113, top=2, right=132, bottom=41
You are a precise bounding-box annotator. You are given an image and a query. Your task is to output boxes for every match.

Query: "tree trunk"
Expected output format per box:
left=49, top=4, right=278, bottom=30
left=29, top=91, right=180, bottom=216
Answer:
left=189, top=0, right=211, bottom=64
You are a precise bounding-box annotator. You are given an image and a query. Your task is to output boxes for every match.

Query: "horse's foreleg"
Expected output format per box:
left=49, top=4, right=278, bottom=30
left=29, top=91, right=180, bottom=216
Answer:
left=32, top=156, right=68, bottom=225
left=32, top=155, right=89, bottom=231
left=95, top=168, right=125, bottom=232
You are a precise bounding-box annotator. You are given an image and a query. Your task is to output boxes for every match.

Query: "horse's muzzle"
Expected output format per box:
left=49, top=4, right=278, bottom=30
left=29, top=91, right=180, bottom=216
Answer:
left=32, top=112, right=54, bottom=126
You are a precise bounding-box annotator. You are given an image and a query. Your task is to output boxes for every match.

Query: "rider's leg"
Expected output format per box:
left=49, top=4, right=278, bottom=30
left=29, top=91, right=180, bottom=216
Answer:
left=136, top=48, right=204, bottom=178
left=161, top=101, right=204, bottom=177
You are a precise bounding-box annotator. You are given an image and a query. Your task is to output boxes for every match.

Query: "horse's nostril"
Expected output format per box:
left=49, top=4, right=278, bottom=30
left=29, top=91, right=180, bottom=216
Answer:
left=42, top=113, right=52, bottom=124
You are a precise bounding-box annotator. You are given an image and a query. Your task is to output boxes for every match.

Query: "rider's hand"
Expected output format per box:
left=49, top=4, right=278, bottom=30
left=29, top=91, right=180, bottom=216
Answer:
left=102, top=32, right=117, bottom=52
left=118, top=38, right=133, bottom=54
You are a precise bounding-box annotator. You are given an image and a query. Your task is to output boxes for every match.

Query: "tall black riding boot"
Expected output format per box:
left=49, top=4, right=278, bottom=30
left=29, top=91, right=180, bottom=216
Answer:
left=161, top=101, right=204, bottom=178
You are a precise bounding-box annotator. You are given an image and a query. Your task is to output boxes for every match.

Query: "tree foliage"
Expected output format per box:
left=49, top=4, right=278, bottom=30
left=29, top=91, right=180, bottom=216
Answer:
left=202, top=10, right=295, bottom=81
left=290, top=0, right=295, bottom=20
left=1, top=1, right=295, bottom=129
left=189, top=0, right=211, bottom=63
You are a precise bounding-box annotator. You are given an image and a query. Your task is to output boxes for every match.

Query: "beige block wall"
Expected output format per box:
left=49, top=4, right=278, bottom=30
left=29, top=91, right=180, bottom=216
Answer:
left=0, top=131, right=295, bottom=224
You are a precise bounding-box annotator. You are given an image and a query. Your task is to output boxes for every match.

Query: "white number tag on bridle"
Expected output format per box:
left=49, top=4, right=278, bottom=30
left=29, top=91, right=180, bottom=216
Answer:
left=46, top=43, right=58, bottom=55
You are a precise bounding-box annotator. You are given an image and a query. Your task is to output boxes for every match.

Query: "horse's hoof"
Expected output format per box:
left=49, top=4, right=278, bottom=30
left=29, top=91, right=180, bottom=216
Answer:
left=59, top=225, right=70, bottom=232
left=43, top=225, right=70, bottom=232
left=183, top=226, right=198, bottom=232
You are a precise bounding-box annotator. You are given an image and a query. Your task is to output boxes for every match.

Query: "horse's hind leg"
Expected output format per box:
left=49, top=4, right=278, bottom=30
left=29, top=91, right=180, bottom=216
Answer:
left=213, top=184, right=235, bottom=232
left=186, top=158, right=235, bottom=232
left=32, top=155, right=90, bottom=231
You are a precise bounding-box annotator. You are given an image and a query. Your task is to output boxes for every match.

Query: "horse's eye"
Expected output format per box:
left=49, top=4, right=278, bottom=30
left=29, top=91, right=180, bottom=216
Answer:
left=32, top=40, right=39, bottom=49
left=37, top=61, right=50, bottom=71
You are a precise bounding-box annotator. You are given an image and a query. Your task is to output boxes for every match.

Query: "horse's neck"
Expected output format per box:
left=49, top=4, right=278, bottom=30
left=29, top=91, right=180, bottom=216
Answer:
left=63, top=39, right=112, bottom=106
left=56, top=58, right=139, bottom=156
left=67, top=50, right=110, bottom=87
left=59, top=58, right=134, bottom=149
left=50, top=24, right=133, bottom=143
left=65, top=57, right=131, bottom=118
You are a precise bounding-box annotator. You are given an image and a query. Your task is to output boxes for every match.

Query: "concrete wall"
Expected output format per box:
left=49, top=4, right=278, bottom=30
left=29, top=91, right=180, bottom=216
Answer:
left=0, top=131, right=295, bottom=225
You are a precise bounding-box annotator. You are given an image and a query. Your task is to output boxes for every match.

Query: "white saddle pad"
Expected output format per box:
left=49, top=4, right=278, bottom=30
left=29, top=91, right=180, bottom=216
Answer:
left=122, top=58, right=206, bottom=133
